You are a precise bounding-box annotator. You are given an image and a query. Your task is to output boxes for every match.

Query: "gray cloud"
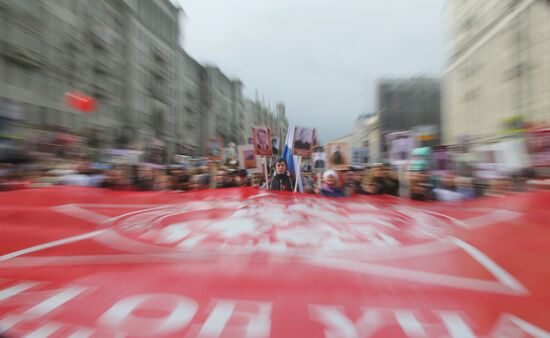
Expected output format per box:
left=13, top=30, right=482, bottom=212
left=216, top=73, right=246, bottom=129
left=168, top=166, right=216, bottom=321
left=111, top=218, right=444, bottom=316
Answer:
left=179, top=0, right=445, bottom=143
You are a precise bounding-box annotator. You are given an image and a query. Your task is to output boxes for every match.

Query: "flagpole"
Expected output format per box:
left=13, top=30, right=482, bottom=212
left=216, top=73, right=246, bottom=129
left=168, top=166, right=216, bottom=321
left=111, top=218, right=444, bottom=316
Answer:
left=263, top=156, right=270, bottom=190
left=294, top=156, right=302, bottom=192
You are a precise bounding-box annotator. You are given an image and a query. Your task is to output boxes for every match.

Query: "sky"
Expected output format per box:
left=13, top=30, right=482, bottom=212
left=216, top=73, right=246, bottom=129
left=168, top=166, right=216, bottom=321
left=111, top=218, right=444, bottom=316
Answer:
left=178, top=0, right=446, bottom=143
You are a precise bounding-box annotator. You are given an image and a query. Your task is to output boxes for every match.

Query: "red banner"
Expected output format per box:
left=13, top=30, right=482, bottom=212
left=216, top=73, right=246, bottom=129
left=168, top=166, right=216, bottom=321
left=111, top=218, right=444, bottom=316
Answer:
left=0, top=187, right=549, bottom=337
left=65, top=91, right=96, bottom=113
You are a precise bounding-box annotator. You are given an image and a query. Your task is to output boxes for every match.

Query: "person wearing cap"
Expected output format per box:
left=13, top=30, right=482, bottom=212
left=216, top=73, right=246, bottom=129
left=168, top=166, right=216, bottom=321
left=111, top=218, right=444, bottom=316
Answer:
left=320, top=170, right=345, bottom=197
left=270, top=158, right=294, bottom=191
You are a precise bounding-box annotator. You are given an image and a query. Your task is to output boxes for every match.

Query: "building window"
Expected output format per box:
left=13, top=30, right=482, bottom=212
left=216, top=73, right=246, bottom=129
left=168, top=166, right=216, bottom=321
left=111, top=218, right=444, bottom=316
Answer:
left=0, top=58, right=5, bottom=81
left=41, top=109, right=49, bottom=127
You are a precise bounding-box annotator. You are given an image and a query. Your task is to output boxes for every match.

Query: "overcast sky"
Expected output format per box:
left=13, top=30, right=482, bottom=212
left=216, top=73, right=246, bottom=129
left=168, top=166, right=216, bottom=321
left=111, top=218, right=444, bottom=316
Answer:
left=179, top=0, right=446, bottom=143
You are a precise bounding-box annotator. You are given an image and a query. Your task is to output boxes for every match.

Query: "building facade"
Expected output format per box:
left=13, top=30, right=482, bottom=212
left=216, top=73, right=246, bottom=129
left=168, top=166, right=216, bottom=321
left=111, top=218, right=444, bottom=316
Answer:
left=0, top=0, right=288, bottom=160
left=327, top=133, right=354, bottom=164
left=376, top=77, right=441, bottom=155
left=202, top=66, right=243, bottom=147
left=175, top=48, right=203, bottom=156
left=353, top=112, right=381, bottom=163
left=443, top=0, right=550, bottom=144
left=0, top=0, right=130, bottom=146
left=352, top=113, right=372, bottom=149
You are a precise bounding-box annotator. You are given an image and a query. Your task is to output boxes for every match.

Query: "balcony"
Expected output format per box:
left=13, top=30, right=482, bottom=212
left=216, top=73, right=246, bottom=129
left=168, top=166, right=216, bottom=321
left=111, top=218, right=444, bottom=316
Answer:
left=92, top=77, right=120, bottom=100
left=150, top=62, right=169, bottom=79
left=148, top=82, right=170, bottom=103
left=93, top=57, right=112, bottom=75
left=3, top=1, right=42, bottom=29
left=1, top=27, right=44, bottom=68
left=92, top=85, right=110, bottom=101
left=151, top=50, right=169, bottom=79
left=86, top=25, right=112, bottom=51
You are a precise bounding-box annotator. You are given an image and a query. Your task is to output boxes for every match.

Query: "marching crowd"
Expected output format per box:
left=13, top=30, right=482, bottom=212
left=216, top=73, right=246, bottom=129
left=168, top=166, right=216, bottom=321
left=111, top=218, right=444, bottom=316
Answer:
left=0, top=152, right=537, bottom=201
left=0, top=125, right=542, bottom=199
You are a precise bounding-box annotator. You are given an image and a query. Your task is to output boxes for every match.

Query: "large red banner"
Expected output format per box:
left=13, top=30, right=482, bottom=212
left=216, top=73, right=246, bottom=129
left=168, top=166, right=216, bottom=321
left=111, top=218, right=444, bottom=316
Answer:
left=0, top=187, right=549, bottom=337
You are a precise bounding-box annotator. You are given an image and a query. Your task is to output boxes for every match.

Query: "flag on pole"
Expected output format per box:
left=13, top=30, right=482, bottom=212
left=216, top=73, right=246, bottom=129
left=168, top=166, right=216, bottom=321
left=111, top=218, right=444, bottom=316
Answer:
left=65, top=91, right=96, bottom=112
left=282, top=127, right=303, bottom=192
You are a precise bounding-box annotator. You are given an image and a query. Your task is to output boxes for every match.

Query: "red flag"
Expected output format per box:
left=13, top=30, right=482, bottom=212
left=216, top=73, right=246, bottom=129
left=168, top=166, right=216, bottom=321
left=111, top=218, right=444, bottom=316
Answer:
left=65, top=91, right=96, bottom=112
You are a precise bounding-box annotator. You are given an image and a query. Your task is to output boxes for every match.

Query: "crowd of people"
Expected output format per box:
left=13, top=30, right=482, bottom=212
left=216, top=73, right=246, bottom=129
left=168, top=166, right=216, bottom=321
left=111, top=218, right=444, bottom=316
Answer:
left=0, top=125, right=543, bottom=199
left=0, top=149, right=538, bottom=201
left=0, top=122, right=548, bottom=201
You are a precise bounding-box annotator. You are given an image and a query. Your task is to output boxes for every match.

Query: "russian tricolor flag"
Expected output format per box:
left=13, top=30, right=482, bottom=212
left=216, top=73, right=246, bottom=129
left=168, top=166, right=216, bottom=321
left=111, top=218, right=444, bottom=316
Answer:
left=281, top=127, right=303, bottom=192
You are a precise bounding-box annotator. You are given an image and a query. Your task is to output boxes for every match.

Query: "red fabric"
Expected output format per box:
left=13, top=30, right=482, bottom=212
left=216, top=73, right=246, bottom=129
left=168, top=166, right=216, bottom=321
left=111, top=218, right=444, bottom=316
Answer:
left=65, top=91, right=96, bottom=112
left=0, top=187, right=549, bottom=337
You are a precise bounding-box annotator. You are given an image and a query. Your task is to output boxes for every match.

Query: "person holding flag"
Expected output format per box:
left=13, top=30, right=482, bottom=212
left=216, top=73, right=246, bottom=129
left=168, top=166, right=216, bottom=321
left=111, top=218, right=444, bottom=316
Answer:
left=270, top=158, right=293, bottom=191
left=280, top=126, right=304, bottom=192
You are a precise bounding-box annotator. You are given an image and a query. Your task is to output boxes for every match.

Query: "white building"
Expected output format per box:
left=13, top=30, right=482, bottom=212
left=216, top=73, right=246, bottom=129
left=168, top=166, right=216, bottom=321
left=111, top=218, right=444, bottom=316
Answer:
left=443, top=0, right=550, bottom=144
left=352, top=112, right=381, bottom=163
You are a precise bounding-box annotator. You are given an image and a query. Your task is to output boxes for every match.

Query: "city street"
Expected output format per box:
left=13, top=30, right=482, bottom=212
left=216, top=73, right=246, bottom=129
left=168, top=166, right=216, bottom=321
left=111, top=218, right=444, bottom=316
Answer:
left=1, top=0, right=550, bottom=336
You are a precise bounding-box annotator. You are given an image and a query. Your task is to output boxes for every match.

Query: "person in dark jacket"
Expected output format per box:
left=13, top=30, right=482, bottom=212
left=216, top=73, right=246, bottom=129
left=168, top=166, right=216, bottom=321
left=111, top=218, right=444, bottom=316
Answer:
left=371, top=164, right=399, bottom=196
left=270, top=158, right=294, bottom=191
left=410, top=171, right=436, bottom=201
left=320, top=170, right=345, bottom=197
left=134, top=165, right=154, bottom=191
